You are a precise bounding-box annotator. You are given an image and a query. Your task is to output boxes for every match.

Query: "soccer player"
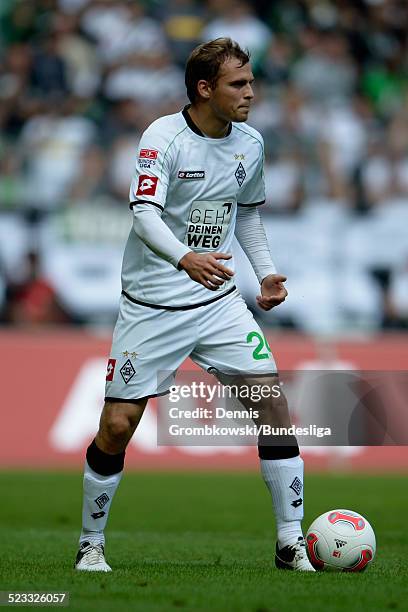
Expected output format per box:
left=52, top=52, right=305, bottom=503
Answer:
left=75, top=38, right=315, bottom=573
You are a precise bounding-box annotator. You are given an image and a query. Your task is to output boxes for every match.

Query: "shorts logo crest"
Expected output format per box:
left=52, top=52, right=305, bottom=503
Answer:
left=105, top=358, right=116, bottom=381
left=120, top=359, right=136, bottom=384
left=235, top=162, right=246, bottom=186
left=136, top=175, right=158, bottom=196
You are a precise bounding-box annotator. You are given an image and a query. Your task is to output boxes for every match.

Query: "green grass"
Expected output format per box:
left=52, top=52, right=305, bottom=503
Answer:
left=0, top=472, right=406, bottom=611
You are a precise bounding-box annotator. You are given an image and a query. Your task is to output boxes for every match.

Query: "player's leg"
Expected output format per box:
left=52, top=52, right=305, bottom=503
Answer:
left=219, top=372, right=313, bottom=570
left=191, top=291, right=314, bottom=571
left=76, top=295, right=197, bottom=571
left=76, top=399, right=147, bottom=572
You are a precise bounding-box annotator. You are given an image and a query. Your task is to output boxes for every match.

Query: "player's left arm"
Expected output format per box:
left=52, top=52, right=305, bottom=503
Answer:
left=235, top=206, right=287, bottom=310
left=235, top=133, right=287, bottom=311
left=258, top=270, right=288, bottom=311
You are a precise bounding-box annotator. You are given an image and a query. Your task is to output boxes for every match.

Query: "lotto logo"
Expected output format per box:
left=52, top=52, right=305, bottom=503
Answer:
left=105, top=358, right=116, bottom=381
left=139, top=149, right=158, bottom=159
left=178, top=170, right=205, bottom=180
left=137, top=175, right=158, bottom=196
left=91, top=511, right=106, bottom=520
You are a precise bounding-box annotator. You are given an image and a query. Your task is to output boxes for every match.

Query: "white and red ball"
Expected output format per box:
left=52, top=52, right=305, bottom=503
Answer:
left=306, top=509, right=376, bottom=571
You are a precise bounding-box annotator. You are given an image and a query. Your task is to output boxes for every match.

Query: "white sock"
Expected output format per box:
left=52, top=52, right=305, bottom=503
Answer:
left=79, top=460, right=123, bottom=547
left=260, top=455, right=304, bottom=548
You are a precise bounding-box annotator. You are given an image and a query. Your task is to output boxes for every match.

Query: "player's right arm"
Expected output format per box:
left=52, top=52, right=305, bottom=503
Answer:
left=129, top=121, right=233, bottom=290
left=177, top=251, right=234, bottom=289
left=131, top=204, right=233, bottom=290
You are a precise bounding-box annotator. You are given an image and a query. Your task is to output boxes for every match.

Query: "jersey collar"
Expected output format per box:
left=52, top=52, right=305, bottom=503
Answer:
left=182, top=105, right=232, bottom=138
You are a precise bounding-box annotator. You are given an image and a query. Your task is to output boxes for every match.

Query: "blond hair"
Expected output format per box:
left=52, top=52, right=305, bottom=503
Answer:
left=185, top=37, right=250, bottom=103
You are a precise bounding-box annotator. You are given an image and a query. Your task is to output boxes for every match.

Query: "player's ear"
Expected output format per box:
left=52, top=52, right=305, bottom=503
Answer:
left=196, top=79, right=211, bottom=100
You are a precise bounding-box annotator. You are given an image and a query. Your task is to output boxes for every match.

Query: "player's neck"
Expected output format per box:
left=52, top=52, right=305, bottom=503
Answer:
left=187, top=104, right=231, bottom=139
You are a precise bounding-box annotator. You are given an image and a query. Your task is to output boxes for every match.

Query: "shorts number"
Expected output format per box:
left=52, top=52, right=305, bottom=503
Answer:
left=246, top=331, right=272, bottom=360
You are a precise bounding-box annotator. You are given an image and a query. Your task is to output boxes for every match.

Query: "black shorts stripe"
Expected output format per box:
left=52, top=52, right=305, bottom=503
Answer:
left=105, top=390, right=171, bottom=403
left=130, top=200, right=164, bottom=212
left=237, top=200, right=265, bottom=207
left=121, top=285, right=236, bottom=311
left=208, top=368, right=278, bottom=379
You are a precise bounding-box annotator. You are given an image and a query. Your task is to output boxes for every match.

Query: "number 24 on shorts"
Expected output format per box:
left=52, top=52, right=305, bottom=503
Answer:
left=246, top=331, right=272, bottom=360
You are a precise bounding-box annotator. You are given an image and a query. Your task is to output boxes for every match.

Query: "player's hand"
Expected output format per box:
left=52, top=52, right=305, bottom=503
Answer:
left=256, top=274, right=288, bottom=310
left=178, top=252, right=234, bottom=291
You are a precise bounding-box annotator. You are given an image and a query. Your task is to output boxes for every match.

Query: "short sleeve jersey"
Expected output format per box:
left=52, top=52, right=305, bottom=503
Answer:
left=122, top=106, right=265, bottom=308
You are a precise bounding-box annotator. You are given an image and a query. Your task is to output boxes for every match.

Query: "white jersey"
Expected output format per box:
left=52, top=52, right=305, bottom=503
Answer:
left=122, top=106, right=265, bottom=308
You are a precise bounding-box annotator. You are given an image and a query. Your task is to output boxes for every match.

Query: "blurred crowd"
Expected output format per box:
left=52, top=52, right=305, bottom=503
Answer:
left=0, top=0, right=407, bottom=332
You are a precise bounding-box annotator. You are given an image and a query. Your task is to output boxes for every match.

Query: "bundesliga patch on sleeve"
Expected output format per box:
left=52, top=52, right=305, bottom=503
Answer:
left=139, top=149, right=158, bottom=160
left=138, top=149, right=159, bottom=169
left=136, top=175, right=158, bottom=196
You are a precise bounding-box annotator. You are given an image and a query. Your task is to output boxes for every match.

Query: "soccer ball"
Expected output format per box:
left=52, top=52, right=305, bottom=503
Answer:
left=306, top=509, right=376, bottom=571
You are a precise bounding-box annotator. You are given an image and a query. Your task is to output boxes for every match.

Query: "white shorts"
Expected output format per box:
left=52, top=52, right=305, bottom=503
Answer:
left=105, top=289, right=277, bottom=401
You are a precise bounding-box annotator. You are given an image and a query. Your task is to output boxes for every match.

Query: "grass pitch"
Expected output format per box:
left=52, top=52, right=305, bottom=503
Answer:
left=0, top=471, right=406, bottom=611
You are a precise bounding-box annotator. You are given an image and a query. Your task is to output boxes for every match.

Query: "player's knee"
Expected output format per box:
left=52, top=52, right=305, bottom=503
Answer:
left=270, top=389, right=288, bottom=411
left=257, top=388, right=291, bottom=428
left=104, top=413, right=133, bottom=442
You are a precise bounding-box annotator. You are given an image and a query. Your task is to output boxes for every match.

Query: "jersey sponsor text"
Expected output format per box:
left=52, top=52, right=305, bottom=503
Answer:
left=184, top=201, right=233, bottom=251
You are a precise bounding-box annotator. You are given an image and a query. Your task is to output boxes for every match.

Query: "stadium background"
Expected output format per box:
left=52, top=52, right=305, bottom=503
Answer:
left=1, top=3, right=407, bottom=611
left=1, top=0, right=407, bottom=472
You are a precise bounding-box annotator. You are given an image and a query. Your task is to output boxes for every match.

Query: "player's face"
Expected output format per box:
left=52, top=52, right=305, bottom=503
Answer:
left=209, top=58, right=254, bottom=123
